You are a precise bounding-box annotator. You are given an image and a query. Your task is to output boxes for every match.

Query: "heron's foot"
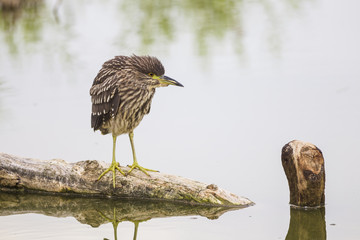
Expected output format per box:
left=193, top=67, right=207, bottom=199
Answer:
left=97, top=162, right=126, bottom=188
left=126, top=162, right=158, bottom=176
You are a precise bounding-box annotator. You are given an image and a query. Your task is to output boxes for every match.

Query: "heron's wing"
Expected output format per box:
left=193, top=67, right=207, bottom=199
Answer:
left=90, top=72, right=121, bottom=131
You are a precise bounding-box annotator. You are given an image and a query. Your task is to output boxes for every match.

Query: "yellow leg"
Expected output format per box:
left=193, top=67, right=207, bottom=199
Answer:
left=133, top=221, right=139, bottom=240
left=127, top=131, right=158, bottom=176
left=97, top=135, right=126, bottom=187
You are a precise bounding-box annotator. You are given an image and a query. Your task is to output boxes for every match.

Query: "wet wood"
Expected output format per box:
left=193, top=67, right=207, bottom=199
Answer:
left=0, top=152, right=253, bottom=207
left=281, top=140, right=325, bottom=207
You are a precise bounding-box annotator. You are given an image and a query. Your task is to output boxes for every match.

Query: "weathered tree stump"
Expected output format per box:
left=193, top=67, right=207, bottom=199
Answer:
left=281, top=140, right=325, bottom=207
left=0, top=152, right=253, bottom=207
left=285, top=207, right=326, bottom=240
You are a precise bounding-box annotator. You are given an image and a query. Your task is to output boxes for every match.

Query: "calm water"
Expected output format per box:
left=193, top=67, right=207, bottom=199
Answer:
left=0, top=0, right=360, bottom=239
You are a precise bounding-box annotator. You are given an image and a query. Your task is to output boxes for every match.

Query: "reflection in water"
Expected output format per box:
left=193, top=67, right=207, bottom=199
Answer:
left=0, top=79, right=4, bottom=118
left=118, top=0, right=245, bottom=55
left=0, top=191, right=242, bottom=240
left=285, top=207, right=326, bottom=240
left=112, top=0, right=315, bottom=55
left=0, top=0, right=313, bottom=57
left=0, top=0, right=45, bottom=54
left=0, top=0, right=74, bottom=67
left=98, top=207, right=145, bottom=240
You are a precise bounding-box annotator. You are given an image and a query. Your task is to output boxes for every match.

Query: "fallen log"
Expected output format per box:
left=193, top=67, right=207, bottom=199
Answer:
left=0, top=153, right=253, bottom=207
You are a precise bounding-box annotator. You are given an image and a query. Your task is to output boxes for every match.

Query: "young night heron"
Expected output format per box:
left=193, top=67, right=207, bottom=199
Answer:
left=90, top=55, right=183, bottom=187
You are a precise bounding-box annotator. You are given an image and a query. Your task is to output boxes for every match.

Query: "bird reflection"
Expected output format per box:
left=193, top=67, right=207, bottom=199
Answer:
left=98, top=207, right=149, bottom=240
left=0, top=192, right=242, bottom=239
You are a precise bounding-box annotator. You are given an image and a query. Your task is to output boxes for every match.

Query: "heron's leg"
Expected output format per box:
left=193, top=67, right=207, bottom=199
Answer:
left=127, top=131, right=158, bottom=176
left=97, top=135, right=126, bottom=188
left=133, top=221, right=139, bottom=240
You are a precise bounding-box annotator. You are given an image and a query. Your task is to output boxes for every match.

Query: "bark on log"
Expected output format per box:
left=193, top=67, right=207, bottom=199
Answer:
left=0, top=153, right=253, bottom=207
left=281, top=140, right=325, bottom=207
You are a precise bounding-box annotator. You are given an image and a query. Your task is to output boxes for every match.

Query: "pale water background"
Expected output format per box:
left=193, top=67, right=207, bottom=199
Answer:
left=0, top=0, right=360, bottom=239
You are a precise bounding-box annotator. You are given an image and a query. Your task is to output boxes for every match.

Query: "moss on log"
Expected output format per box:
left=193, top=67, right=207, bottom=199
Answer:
left=0, top=153, right=253, bottom=207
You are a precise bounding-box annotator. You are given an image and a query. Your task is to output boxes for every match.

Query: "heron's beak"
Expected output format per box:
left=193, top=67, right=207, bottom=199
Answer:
left=159, top=75, right=184, bottom=87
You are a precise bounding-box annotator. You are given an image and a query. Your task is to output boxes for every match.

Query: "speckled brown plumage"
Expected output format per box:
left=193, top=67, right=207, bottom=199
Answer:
left=90, top=55, right=166, bottom=136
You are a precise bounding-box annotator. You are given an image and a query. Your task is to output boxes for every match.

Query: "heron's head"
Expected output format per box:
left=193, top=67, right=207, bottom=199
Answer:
left=128, top=55, right=183, bottom=89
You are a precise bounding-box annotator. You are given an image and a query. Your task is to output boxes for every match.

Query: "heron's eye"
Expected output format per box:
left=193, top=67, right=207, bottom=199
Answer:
left=148, top=73, right=154, bottom=77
